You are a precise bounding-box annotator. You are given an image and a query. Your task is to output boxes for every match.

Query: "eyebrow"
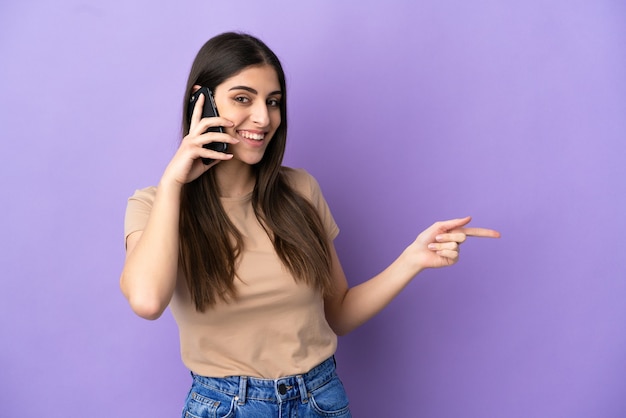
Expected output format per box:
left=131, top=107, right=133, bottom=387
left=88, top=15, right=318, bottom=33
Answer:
left=228, top=86, right=282, bottom=96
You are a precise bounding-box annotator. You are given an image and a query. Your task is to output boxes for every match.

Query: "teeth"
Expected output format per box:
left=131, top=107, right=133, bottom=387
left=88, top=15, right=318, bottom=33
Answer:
left=239, top=131, right=264, bottom=141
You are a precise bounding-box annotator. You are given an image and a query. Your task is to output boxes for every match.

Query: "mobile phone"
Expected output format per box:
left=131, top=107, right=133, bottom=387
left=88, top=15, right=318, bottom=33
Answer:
left=188, top=86, right=228, bottom=165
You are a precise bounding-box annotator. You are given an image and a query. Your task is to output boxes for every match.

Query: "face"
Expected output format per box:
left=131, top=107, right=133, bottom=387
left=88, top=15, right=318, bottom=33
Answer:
left=212, top=64, right=282, bottom=166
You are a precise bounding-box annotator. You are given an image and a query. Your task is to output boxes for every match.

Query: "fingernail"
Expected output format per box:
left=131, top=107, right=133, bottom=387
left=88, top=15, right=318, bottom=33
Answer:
left=428, top=243, right=437, bottom=250
left=435, top=235, right=443, bottom=242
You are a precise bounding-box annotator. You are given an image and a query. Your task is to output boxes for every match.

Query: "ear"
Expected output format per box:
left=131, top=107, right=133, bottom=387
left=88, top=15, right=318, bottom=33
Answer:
left=192, top=84, right=202, bottom=93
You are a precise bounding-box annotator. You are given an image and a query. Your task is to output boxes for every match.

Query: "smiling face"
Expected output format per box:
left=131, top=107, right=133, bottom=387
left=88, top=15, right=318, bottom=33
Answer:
left=212, top=64, right=282, bottom=167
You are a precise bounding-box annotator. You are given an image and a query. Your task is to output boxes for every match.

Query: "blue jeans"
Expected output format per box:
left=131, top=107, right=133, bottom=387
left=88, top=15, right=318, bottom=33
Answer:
left=182, top=357, right=351, bottom=417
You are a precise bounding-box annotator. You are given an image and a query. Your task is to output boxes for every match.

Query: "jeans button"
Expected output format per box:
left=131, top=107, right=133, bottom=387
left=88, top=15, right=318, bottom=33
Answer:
left=278, top=383, right=287, bottom=395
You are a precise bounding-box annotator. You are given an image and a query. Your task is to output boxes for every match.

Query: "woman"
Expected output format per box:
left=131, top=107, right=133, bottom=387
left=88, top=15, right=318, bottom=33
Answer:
left=120, top=32, right=500, bottom=417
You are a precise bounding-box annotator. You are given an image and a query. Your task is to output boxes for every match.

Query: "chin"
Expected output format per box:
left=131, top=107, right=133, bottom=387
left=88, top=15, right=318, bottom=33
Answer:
left=235, top=153, right=266, bottom=166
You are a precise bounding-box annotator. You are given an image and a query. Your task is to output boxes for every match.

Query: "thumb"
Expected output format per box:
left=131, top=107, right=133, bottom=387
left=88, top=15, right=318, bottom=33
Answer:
left=437, top=216, right=472, bottom=232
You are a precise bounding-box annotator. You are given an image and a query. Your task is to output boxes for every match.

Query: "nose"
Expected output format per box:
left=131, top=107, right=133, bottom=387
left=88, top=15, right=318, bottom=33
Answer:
left=251, top=102, right=270, bottom=127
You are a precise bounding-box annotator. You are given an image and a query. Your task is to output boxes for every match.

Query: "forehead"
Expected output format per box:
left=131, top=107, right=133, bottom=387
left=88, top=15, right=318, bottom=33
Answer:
left=219, top=64, right=281, bottom=93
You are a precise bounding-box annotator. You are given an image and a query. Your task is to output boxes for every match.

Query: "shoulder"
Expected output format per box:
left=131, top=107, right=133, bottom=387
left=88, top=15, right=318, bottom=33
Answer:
left=125, top=186, right=157, bottom=220
left=124, top=186, right=157, bottom=241
left=280, top=167, right=339, bottom=238
left=280, top=167, right=321, bottom=197
left=128, top=186, right=157, bottom=206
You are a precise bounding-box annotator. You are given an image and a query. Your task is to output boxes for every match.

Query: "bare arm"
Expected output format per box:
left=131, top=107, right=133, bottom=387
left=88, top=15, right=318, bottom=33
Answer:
left=324, top=216, right=500, bottom=335
left=120, top=182, right=183, bottom=320
left=119, top=94, right=238, bottom=319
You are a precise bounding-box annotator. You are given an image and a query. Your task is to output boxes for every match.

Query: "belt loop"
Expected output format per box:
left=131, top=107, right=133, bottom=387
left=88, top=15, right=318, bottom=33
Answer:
left=296, top=375, right=308, bottom=403
left=237, top=376, right=247, bottom=405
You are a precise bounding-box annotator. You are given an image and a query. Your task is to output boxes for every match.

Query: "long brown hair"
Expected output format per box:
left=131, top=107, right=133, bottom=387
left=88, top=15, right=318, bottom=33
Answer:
left=179, top=32, right=333, bottom=311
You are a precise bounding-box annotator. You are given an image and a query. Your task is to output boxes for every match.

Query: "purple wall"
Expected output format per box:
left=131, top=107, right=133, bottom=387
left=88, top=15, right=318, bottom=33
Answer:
left=2, top=1, right=625, bottom=417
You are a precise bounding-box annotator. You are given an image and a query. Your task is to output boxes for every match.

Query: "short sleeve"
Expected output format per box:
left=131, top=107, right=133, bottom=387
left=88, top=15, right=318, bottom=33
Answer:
left=285, top=168, right=339, bottom=241
left=124, top=186, right=157, bottom=246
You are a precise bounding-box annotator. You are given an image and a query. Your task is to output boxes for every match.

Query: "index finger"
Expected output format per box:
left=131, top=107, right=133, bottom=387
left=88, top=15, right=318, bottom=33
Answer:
left=191, top=92, right=205, bottom=127
left=457, top=227, right=501, bottom=238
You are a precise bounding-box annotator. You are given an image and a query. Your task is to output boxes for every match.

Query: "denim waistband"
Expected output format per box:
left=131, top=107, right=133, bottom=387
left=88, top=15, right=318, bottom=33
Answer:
left=190, top=356, right=337, bottom=405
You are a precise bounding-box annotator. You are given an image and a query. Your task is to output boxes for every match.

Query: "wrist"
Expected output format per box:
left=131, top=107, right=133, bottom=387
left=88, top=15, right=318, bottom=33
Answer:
left=157, top=176, right=184, bottom=199
left=399, top=245, right=426, bottom=277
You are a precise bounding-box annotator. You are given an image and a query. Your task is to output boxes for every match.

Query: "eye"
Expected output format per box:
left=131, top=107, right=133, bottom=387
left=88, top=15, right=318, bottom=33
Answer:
left=267, top=98, right=281, bottom=107
left=234, top=96, right=250, bottom=104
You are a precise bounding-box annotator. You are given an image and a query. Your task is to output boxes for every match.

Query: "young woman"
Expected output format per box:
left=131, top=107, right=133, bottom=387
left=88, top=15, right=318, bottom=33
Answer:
left=121, top=32, right=500, bottom=418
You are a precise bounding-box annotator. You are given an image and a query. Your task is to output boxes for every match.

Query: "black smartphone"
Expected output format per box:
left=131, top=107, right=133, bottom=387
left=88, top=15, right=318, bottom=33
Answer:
left=188, top=86, right=228, bottom=165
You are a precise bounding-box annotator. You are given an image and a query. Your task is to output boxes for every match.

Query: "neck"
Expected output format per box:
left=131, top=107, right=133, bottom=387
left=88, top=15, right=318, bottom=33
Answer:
left=213, top=160, right=256, bottom=198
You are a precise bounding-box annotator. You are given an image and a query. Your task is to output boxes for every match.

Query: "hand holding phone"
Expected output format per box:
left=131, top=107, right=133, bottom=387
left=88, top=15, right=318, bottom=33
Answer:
left=188, top=87, right=228, bottom=165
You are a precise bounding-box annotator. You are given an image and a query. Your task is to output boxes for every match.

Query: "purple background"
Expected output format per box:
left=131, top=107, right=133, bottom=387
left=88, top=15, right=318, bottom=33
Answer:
left=1, top=1, right=625, bottom=417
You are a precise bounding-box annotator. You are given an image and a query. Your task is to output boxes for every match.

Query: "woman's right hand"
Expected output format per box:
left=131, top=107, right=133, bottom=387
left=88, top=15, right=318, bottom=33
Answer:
left=162, top=93, right=239, bottom=187
left=122, top=95, right=240, bottom=319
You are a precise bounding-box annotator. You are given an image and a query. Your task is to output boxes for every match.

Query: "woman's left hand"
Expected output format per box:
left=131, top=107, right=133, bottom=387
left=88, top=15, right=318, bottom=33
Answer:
left=406, top=216, right=501, bottom=271
left=324, top=216, right=500, bottom=335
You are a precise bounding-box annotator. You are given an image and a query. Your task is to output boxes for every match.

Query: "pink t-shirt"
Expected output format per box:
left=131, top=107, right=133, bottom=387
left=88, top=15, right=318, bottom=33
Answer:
left=124, top=168, right=339, bottom=378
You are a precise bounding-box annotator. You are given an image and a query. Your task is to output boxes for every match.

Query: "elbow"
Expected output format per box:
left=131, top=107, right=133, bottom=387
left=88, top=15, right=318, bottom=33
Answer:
left=128, top=296, right=166, bottom=320
left=120, top=274, right=168, bottom=320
